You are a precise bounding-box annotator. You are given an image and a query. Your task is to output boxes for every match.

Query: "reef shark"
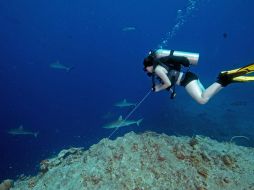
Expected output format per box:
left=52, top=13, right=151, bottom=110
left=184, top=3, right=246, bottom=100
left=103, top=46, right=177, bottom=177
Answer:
left=49, top=60, right=73, bottom=72
left=103, top=116, right=143, bottom=129
left=122, top=26, right=136, bottom=32
left=8, top=125, right=39, bottom=138
left=114, top=99, right=136, bottom=108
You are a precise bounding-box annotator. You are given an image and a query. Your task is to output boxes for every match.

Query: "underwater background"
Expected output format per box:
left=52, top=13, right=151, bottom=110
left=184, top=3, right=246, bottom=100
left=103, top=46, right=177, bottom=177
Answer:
left=0, top=0, right=254, bottom=181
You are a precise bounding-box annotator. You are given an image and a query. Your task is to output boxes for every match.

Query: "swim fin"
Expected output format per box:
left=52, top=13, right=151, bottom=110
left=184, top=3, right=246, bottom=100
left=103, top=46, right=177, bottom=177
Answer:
left=217, top=63, right=254, bottom=86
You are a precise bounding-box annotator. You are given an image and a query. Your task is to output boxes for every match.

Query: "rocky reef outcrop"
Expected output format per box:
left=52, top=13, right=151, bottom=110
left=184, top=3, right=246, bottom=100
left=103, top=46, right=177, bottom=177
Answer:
left=8, top=131, right=254, bottom=190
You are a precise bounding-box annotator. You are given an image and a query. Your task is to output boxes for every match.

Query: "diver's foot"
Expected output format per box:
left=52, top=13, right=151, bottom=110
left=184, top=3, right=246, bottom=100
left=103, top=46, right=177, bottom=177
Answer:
left=216, top=72, right=232, bottom=87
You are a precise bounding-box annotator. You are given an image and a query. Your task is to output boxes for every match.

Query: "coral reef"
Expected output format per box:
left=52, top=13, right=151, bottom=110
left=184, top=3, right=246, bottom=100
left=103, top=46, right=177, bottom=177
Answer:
left=9, top=131, right=254, bottom=190
left=0, top=179, right=13, bottom=190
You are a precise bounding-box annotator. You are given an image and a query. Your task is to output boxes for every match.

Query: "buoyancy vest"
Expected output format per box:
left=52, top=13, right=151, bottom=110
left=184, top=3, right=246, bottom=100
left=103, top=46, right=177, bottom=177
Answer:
left=150, top=50, right=194, bottom=99
left=151, top=50, right=190, bottom=82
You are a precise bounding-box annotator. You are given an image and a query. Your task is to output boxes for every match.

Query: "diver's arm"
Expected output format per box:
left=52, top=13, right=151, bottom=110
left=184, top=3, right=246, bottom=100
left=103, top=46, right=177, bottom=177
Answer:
left=154, top=67, right=171, bottom=92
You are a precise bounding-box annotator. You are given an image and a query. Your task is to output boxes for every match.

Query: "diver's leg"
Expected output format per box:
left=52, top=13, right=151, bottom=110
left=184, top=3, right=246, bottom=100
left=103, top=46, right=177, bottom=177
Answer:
left=201, top=82, right=223, bottom=102
left=185, top=80, right=223, bottom=104
left=185, top=80, right=204, bottom=104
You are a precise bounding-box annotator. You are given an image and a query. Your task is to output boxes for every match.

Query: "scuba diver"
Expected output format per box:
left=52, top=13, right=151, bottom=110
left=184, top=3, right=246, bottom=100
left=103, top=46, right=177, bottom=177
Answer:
left=143, top=49, right=254, bottom=104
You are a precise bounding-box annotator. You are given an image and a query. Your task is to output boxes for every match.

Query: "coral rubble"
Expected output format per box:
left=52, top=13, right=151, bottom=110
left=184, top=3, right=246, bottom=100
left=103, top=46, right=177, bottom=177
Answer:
left=9, top=131, right=254, bottom=190
left=0, top=179, right=13, bottom=190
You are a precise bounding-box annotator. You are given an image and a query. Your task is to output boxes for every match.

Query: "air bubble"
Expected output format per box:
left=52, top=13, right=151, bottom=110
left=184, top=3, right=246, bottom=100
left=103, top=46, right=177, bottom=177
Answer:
left=157, top=0, right=208, bottom=49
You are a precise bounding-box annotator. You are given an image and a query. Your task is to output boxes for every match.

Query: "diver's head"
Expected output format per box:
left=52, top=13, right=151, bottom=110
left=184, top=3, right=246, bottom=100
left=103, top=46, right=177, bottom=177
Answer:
left=143, top=56, right=153, bottom=68
left=143, top=52, right=155, bottom=74
left=143, top=57, right=154, bottom=76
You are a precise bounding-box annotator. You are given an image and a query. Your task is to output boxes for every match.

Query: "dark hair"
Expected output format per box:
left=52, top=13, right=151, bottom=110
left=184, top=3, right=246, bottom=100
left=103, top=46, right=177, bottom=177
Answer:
left=143, top=55, right=154, bottom=69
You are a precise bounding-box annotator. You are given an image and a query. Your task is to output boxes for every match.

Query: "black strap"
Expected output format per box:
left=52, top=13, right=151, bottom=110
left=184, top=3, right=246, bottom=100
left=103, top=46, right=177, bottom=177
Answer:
left=169, top=75, right=177, bottom=99
left=170, top=50, right=174, bottom=56
left=170, top=82, right=176, bottom=99
left=152, top=74, right=156, bottom=91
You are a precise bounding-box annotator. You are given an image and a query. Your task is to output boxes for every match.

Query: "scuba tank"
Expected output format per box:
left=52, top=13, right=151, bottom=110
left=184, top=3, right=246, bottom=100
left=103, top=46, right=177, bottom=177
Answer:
left=172, top=50, right=199, bottom=65
left=152, top=49, right=200, bottom=65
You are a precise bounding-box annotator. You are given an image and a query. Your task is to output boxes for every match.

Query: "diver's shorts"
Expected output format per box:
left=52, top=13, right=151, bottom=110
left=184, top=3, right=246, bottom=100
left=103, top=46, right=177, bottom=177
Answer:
left=180, top=72, right=198, bottom=87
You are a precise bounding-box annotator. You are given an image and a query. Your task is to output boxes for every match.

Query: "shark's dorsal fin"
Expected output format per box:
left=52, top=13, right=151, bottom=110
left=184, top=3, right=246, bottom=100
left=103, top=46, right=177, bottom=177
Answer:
left=118, top=115, right=123, bottom=121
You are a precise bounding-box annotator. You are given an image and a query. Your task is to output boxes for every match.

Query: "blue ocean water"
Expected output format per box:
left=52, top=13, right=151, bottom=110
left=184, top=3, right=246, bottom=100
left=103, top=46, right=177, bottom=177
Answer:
left=0, top=0, right=254, bottom=181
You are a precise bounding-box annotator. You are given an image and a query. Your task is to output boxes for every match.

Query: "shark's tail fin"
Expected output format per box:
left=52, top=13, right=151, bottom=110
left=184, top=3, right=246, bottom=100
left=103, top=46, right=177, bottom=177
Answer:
left=136, top=119, right=143, bottom=126
left=34, top=132, right=39, bottom=138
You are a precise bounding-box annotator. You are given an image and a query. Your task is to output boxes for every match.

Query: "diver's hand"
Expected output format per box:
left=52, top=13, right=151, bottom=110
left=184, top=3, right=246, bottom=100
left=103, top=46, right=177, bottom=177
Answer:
left=153, top=84, right=171, bottom=92
left=152, top=85, right=160, bottom=92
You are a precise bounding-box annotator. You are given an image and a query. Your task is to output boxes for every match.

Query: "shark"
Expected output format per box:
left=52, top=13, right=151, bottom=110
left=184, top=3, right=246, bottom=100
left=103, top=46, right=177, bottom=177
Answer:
left=122, top=26, right=136, bottom=32
left=49, top=60, right=73, bottom=72
left=8, top=125, right=39, bottom=138
left=102, top=116, right=143, bottom=129
left=114, top=99, right=136, bottom=108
